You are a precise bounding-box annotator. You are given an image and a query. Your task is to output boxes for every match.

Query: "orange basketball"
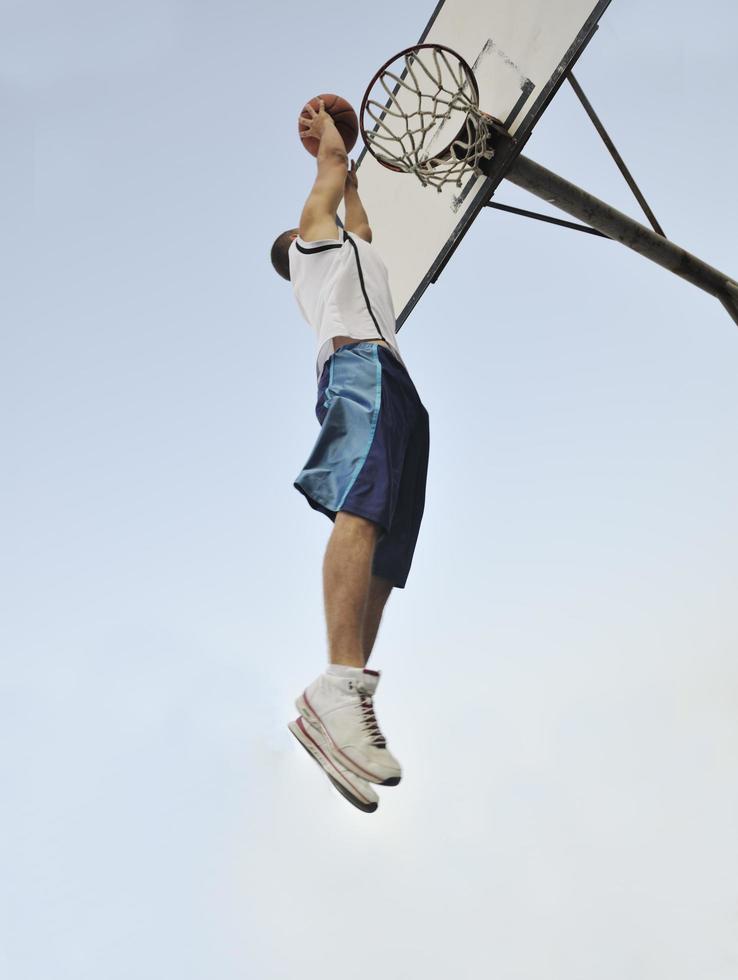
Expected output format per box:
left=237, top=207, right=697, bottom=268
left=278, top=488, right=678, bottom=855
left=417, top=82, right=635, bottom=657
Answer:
left=299, top=93, right=359, bottom=156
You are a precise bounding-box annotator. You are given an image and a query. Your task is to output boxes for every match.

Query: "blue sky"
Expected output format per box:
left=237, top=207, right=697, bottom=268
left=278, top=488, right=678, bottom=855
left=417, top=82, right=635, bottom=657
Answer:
left=2, top=1, right=737, bottom=978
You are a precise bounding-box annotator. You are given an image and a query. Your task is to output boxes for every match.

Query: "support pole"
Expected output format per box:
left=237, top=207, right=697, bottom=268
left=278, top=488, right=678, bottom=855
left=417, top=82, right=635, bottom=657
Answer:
left=501, top=154, right=738, bottom=325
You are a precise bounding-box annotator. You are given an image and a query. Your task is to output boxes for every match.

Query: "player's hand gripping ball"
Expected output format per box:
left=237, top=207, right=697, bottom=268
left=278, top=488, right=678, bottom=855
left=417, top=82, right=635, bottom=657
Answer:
left=298, top=94, right=359, bottom=156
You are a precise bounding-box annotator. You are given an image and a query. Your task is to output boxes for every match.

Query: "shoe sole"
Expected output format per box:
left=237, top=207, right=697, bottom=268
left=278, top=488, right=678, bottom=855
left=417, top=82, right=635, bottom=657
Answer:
left=296, top=693, right=402, bottom=787
left=288, top=717, right=379, bottom=813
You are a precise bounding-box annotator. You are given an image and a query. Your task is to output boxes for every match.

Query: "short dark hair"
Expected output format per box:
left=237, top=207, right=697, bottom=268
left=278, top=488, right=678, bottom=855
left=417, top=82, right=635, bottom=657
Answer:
left=271, top=229, right=297, bottom=281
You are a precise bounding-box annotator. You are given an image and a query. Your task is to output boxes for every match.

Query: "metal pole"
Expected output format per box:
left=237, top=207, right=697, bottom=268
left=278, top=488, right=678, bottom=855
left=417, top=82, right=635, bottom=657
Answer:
left=503, top=154, right=738, bottom=325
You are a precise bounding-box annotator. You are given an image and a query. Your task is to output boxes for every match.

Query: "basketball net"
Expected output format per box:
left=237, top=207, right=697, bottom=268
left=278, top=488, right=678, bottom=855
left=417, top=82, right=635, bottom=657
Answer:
left=361, top=45, right=494, bottom=191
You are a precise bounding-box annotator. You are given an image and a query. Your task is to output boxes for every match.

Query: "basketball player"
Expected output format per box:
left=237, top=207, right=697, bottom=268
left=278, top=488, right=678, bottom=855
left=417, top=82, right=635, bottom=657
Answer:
left=270, top=100, right=430, bottom=812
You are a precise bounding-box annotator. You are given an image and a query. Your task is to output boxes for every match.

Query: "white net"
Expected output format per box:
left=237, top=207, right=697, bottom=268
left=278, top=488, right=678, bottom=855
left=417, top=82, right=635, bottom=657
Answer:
left=362, top=45, right=494, bottom=190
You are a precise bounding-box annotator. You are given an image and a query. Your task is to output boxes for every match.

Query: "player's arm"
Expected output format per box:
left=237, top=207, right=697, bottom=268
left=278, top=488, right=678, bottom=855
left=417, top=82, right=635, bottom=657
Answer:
left=298, top=100, right=348, bottom=242
left=343, top=160, right=372, bottom=243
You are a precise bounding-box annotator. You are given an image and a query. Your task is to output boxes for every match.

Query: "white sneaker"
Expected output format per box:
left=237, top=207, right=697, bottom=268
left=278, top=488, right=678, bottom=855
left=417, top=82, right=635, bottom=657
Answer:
left=288, top=716, right=379, bottom=813
left=296, top=669, right=402, bottom=786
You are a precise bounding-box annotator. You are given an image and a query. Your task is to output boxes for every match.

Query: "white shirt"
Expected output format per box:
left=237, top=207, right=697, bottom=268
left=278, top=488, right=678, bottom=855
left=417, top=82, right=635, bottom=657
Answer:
left=289, top=229, right=403, bottom=378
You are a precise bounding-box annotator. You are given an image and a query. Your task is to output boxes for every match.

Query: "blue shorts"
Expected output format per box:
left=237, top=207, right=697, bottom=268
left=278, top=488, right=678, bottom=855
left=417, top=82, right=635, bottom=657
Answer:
left=294, top=342, right=430, bottom=589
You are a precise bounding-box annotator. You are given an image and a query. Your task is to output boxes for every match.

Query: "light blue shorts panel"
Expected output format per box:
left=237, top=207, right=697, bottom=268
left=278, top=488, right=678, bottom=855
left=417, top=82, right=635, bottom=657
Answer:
left=295, top=344, right=382, bottom=514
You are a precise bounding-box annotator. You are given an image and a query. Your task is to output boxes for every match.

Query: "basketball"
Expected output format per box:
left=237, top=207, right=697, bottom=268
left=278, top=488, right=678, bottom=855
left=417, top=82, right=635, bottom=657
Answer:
left=299, top=94, right=359, bottom=156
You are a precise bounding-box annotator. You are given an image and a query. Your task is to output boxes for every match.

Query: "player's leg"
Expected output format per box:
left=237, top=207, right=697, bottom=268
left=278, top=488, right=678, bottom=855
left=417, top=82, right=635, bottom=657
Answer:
left=362, top=575, right=394, bottom=665
left=295, top=513, right=401, bottom=787
left=323, top=511, right=380, bottom=667
left=290, top=509, right=385, bottom=810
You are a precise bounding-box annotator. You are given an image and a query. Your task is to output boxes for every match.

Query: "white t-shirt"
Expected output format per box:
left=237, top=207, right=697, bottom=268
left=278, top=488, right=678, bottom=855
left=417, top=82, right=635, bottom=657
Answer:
left=289, top=229, right=403, bottom=378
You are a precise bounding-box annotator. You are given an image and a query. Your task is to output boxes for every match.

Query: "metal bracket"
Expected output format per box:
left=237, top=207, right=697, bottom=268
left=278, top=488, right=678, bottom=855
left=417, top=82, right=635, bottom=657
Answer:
left=567, top=72, right=666, bottom=237
left=485, top=200, right=608, bottom=237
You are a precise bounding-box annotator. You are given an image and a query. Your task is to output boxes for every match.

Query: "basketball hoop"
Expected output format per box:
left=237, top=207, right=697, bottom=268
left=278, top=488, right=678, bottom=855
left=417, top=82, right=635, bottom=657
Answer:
left=360, top=44, right=495, bottom=191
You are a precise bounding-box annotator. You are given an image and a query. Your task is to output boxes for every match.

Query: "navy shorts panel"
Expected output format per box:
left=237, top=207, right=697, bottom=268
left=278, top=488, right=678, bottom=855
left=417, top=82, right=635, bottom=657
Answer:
left=294, top=343, right=429, bottom=588
left=371, top=399, right=429, bottom=589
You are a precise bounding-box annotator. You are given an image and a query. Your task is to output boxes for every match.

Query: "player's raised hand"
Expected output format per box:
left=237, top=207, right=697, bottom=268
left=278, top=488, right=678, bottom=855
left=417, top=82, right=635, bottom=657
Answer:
left=299, top=99, right=330, bottom=144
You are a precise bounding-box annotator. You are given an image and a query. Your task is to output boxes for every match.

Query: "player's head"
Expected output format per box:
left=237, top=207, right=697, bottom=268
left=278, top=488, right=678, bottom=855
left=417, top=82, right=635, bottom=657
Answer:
left=271, top=229, right=299, bottom=281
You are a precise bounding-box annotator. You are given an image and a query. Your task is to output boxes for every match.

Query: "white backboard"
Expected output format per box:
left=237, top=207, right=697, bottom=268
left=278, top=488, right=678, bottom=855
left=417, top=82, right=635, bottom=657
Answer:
left=352, top=0, right=612, bottom=327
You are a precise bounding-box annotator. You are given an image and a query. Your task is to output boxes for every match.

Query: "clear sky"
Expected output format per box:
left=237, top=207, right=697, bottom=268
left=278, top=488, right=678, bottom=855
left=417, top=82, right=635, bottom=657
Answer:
left=2, top=1, right=737, bottom=978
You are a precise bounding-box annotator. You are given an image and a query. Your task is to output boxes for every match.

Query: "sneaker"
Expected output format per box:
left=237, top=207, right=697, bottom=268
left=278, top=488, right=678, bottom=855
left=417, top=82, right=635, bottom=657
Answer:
left=295, top=669, right=402, bottom=786
left=288, top=716, right=379, bottom=813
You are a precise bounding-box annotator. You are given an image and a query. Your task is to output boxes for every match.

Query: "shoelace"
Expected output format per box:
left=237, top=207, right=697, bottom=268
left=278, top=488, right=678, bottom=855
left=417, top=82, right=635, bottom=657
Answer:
left=358, top=694, right=386, bottom=747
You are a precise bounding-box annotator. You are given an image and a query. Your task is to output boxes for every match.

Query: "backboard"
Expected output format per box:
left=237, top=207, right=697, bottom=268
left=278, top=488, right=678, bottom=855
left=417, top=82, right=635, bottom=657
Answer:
left=351, top=0, right=612, bottom=328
